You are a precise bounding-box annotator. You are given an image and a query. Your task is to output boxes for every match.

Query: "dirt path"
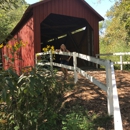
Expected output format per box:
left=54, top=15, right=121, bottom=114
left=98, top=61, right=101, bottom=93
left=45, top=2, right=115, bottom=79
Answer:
left=56, top=70, right=130, bottom=130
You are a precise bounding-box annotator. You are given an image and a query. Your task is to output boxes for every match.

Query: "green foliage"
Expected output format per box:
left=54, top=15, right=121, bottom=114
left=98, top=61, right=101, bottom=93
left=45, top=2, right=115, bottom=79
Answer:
left=101, top=0, right=130, bottom=46
left=0, top=66, right=65, bottom=130
left=61, top=105, right=112, bottom=130
left=62, top=111, right=94, bottom=130
left=3, top=40, right=27, bottom=71
left=0, top=60, right=113, bottom=130
left=0, top=44, right=65, bottom=129
left=0, top=0, right=28, bottom=43
left=0, top=66, right=113, bottom=129
left=0, top=0, right=27, bottom=10
left=99, top=0, right=130, bottom=70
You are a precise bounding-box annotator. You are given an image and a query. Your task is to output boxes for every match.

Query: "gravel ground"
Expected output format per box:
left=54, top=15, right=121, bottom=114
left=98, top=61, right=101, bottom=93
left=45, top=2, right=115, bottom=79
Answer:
left=56, top=69, right=130, bottom=130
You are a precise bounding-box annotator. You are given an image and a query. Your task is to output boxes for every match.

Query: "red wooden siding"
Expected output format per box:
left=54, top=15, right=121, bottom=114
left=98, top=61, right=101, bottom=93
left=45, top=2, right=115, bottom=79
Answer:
left=2, top=0, right=103, bottom=72
left=19, top=18, right=34, bottom=68
left=3, top=18, right=34, bottom=74
left=33, top=0, right=100, bottom=56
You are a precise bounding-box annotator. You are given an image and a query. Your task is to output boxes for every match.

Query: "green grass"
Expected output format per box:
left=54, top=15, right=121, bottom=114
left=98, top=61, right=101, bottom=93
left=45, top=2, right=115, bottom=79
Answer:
left=60, top=105, right=113, bottom=130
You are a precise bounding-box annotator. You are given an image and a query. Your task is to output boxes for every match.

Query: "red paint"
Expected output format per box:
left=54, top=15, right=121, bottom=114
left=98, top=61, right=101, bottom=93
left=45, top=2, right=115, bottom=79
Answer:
left=2, top=18, right=34, bottom=74
left=2, top=0, right=103, bottom=73
left=33, top=0, right=103, bottom=55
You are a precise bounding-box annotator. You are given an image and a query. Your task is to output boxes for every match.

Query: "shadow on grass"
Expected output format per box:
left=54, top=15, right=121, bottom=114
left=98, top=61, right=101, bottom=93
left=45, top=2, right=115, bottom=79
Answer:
left=60, top=102, right=113, bottom=130
left=56, top=77, right=114, bottom=130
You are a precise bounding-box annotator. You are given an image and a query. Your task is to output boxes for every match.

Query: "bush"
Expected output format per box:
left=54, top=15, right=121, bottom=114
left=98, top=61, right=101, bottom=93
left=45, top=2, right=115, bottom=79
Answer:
left=62, top=110, right=94, bottom=130
left=0, top=66, right=66, bottom=130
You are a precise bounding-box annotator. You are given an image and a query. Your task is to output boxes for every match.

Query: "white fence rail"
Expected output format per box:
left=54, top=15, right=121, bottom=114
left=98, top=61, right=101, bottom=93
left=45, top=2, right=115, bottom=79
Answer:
left=36, top=51, right=123, bottom=130
left=96, top=52, right=130, bottom=70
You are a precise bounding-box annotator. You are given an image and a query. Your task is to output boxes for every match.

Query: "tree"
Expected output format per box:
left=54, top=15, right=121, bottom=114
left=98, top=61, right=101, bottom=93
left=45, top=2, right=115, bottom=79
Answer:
left=0, top=0, right=27, bottom=10
left=100, top=0, right=130, bottom=53
left=0, top=0, right=28, bottom=43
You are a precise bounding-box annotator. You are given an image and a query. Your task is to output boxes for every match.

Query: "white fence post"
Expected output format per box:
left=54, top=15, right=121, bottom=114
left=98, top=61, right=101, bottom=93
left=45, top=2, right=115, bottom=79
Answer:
left=50, top=51, right=53, bottom=73
left=96, top=52, right=130, bottom=71
left=120, top=55, right=123, bottom=71
left=96, top=54, right=99, bottom=69
left=110, top=62, right=123, bottom=130
left=105, top=60, right=113, bottom=116
left=73, top=52, right=78, bottom=84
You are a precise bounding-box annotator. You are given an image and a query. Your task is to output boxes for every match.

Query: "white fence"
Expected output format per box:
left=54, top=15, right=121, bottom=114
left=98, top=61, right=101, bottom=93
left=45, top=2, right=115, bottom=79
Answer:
left=36, top=51, right=123, bottom=130
left=96, top=52, right=130, bottom=70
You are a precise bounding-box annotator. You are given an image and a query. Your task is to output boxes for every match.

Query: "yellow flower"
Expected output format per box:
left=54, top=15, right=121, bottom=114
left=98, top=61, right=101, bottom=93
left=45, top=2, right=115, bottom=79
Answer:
left=42, top=45, right=55, bottom=53
left=22, top=43, right=26, bottom=46
left=14, top=43, right=17, bottom=48
left=8, top=45, right=11, bottom=48
left=0, top=43, right=3, bottom=48
left=16, top=42, right=18, bottom=45
left=51, top=46, right=54, bottom=50
left=6, top=44, right=11, bottom=48
left=42, top=48, right=47, bottom=52
left=47, top=45, right=50, bottom=49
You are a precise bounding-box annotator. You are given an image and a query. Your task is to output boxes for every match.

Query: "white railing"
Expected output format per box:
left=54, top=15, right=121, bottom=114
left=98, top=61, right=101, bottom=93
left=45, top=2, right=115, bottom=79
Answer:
left=96, top=52, right=130, bottom=70
left=36, top=51, right=123, bottom=130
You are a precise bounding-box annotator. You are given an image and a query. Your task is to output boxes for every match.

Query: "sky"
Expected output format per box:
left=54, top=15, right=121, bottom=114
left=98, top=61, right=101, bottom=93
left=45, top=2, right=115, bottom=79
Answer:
left=25, top=0, right=116, bottom=18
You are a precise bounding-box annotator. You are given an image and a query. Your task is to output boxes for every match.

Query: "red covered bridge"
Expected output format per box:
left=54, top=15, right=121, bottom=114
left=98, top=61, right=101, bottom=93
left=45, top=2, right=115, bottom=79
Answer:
left=1, top=0, right=104, bottom=73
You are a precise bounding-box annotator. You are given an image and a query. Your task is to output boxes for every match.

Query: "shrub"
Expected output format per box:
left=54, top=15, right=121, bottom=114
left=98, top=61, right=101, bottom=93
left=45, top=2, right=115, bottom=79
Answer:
left=0, top=66, right=65, bottom=130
